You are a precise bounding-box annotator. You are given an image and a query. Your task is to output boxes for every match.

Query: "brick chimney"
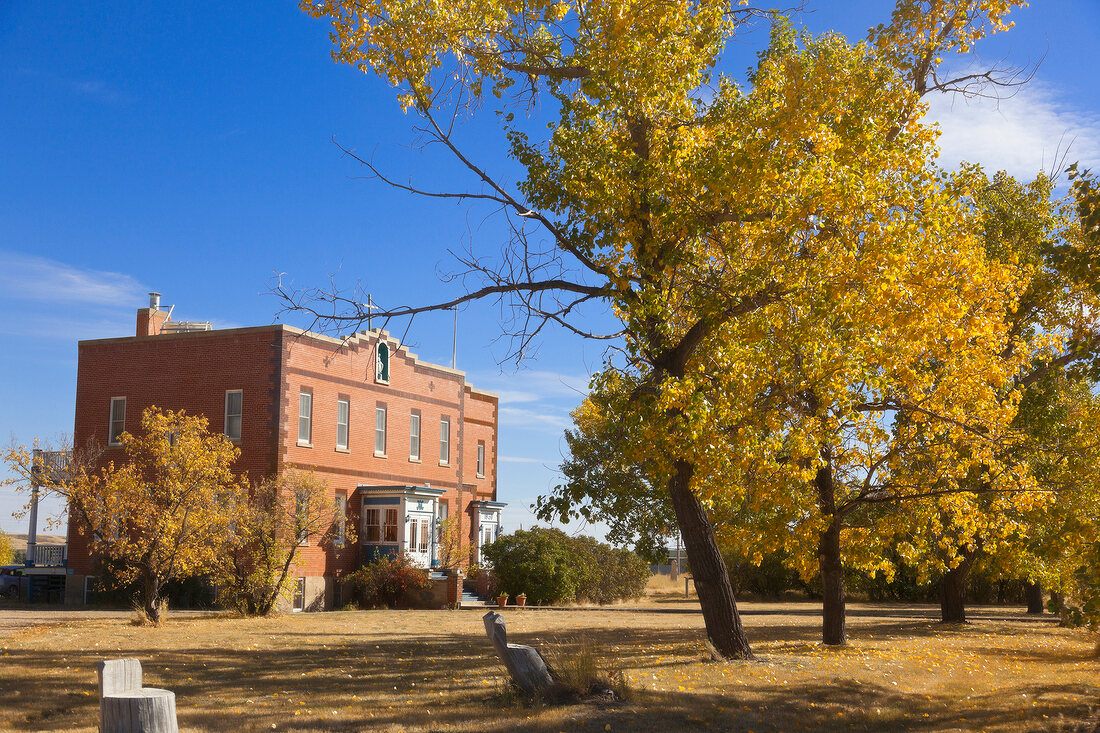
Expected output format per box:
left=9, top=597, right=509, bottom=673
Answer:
left=136, top=292, right=169, bottom=336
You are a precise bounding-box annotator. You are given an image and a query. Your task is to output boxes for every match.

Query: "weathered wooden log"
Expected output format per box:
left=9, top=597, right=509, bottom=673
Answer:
left=483, top=611, right=554, bottom=696
left=97, top=659, right=179, bottom=733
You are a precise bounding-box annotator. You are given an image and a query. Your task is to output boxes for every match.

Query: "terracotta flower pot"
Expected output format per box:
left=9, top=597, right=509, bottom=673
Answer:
left=515, top=595, right=527, bottom=607
left=497, top=595, right=509, bottom=607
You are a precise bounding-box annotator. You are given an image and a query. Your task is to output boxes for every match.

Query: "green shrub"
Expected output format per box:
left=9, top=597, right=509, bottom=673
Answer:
left=483, top=528, right=577, bottom=604
left=483, top=528, right=648, bottom=605
left=343, top=553, right=430, bottom=608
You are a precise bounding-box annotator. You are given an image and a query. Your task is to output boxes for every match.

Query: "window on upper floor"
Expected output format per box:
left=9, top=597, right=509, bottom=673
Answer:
left=375, top=406, right=387, bottom=456
left=376, top=342, right=390, bottom=383
left=439, top=417, right=450, bottom=465
left=336, top=398, right=350, bottom=450
left=409, top=411, right=421, bottom=461
left=298, top=391, right=312, bottom=445
left=225, top=390, right=242, bottom=441
left=108, top=397, right=126, bottom=446
left=477, top=441, right=486, bottom=478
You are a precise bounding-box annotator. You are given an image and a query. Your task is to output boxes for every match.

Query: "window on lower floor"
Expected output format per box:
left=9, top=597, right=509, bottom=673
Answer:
left=418, top=518, right=430, bottom=554
left=363, top=508, right=381, bottom=542
left=334, top=494, right=346, bottom=546
left=383, top=508, right=398, bottom=542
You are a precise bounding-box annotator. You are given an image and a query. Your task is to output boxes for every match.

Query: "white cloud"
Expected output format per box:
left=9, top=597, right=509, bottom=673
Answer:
left=927, top=78, right=1100, bottom=179
left=471, top=368, right=590, bottom=432
left=0, top=252, right=145, bottom=307
left=499, top=405, right=572, bottom=431
left=473, top=369, right=590, bottom=400
left=499, top=456, right=550, bottom=464
left=0, top=312, right=134, bottom=341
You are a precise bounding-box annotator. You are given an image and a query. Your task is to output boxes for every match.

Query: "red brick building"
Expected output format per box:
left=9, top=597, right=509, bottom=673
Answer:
left=66, top=295, right=503, bottom=609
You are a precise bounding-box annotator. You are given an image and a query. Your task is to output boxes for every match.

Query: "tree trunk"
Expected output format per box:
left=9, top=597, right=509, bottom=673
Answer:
left=1049, top=591, right=1067, bottom=625
left=815, top=454, right=846, bottom=646
left=1025, top=581, right=1044, bottom=614
left=666, top=460, right=753, bottom=659
left=818, top=519, right=845, bottom=646
left=939, top=549, right=978, bottom=623
left=143, top=574, right=165, bottom=625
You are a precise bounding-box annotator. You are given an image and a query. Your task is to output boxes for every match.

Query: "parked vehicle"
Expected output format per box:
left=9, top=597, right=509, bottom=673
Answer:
left=0, top=566, right=26, bottom=599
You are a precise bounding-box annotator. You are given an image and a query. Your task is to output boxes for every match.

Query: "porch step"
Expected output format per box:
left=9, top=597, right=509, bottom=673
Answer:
left=460, top=590, right=491, bottom=608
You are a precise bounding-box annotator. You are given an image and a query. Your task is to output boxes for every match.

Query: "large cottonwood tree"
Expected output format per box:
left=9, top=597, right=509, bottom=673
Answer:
left=292, top=0, right=1029, bottom=655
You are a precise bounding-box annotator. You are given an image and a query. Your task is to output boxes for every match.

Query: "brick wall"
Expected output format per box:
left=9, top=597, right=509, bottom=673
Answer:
left=67, top=321, right=500, bottom=595
left=277, top=328, right=499, bottom=578
left=68, top=326, right=284, bottom=574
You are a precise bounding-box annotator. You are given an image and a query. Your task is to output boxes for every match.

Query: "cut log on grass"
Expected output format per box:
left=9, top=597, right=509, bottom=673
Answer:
left=97, top=658, right=179, bottom=733
left=483, top=610, right=554, bottom=696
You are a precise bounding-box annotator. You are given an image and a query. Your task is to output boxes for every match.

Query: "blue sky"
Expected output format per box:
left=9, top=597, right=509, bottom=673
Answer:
left=2, top=1, right=1099, bottom=537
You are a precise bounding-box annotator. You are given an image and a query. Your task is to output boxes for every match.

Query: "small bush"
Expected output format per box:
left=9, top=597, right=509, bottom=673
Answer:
left=484, top=528, right=648, bottom=605
left=342, top=554, right=430, bottom=608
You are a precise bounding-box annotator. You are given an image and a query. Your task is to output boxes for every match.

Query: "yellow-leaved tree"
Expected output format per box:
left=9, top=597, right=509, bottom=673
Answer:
left=216, top=469, right=350, bottom=616
left=61, top=407, right=245, bottom=623
left=291, top=0, right=1029, bottom=656
left=0, top=530, right=13, bottom=566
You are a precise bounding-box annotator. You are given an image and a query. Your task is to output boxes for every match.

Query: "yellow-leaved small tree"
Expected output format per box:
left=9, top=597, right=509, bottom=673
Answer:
left=216, top=469, right=350, bottom=616
left=0, top=530, right=13, bottom=566
left=64, top=407, right=245, bottom=623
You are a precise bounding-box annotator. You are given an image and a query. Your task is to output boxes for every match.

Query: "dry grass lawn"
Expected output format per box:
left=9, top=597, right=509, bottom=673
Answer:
left=0, top=587, right=1097, bottom=732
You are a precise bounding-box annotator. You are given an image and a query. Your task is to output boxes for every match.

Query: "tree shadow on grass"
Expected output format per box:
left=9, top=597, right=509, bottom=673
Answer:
left=0, top=611, right=1094, bottom=732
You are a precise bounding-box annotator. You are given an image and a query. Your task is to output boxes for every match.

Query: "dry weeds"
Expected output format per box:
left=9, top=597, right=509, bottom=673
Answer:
left=0, top=596, right=1096, bottom=732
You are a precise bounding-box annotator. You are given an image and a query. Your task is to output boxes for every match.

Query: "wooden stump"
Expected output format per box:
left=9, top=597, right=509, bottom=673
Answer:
left=101, top=689, right=178, bottom=733
left=483, top=611, right=554, bottom=696
left=97, top=658, right=179, bottom=733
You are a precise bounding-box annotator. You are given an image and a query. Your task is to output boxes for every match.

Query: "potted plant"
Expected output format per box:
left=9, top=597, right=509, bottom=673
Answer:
left=515, top=593, right=527, bottom=607
left=496, top=592, right=509, bottom=608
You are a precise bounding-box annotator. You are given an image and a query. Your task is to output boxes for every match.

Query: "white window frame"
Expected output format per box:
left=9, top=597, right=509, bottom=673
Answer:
left=383, top=508, right=398, bottom=542
left=439, top=417, right=450, bottom=465
left=363, top=508, right=381, bottom=543
left=108, top=397, right=126, bottom=446
left=224, top=390, right=242, bottom=441
left=334, top=494, right=347, bottom=547
left=292, top=577, right=306, bottom=612
left=295, top=490, right=311, bottom=546
left=336, top=398, right=350, bottom=450
left=476, top=442, right=486, bottom=478
left=376, top=342, right=390, bottom=383
left=374, top=406, right=387, bottom=456
left=298, top=391, right=312, bottom=446
left=409, top=411, right=421, bottom=461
